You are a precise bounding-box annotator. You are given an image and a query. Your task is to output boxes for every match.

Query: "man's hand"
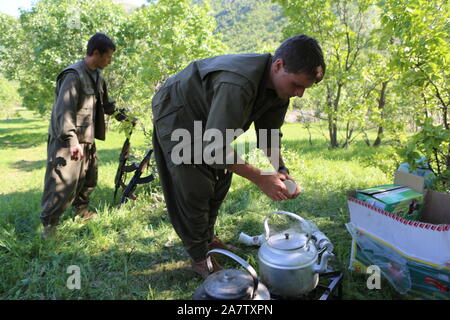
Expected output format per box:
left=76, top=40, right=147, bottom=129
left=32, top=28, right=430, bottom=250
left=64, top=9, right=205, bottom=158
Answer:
left=279, top=172, right=302, bottom=199
left=254, top=172, right=292, bottom=201
left=228, top=162, right=301, bottom=202
left=70, top=144, right=84, bottom=161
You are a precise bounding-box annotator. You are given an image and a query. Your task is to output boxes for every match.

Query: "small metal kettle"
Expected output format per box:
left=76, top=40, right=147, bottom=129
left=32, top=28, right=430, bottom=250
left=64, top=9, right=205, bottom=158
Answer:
left=192, top=249, right=270, bottom=300
left=258, top=211, right=334, bottom=297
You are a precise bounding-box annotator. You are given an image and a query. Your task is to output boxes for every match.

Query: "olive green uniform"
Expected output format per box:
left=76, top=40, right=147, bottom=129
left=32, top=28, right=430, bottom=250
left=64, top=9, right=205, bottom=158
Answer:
left=41, top=60, right=119, bottom=226
left=152, top=53, right=289, bottom=262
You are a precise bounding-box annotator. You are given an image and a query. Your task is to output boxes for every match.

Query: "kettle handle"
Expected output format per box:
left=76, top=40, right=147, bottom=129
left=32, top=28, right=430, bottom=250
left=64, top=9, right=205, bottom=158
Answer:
left=263, top=210, right=312, bottom=243
left=207, top=249, right=259, bottom=299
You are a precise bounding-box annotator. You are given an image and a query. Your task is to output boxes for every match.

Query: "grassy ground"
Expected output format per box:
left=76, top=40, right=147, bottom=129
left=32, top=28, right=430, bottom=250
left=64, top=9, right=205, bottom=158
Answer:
left=0, top=110, right=409, bottom=300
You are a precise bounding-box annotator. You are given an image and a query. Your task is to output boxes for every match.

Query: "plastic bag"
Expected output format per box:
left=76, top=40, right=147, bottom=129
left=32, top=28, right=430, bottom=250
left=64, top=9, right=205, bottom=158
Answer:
left=346, top=223, right=412, bottom=294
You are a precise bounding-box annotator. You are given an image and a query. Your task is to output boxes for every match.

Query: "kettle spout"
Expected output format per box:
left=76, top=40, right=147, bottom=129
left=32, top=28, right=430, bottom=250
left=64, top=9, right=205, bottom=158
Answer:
left=313, top=251, right=334, bottom=274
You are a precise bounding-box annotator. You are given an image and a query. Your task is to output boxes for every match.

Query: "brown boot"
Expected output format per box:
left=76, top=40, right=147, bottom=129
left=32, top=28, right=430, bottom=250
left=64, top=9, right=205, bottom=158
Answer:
left=75, top=207, right=98, bottom=222
left=208, top=236, right=238, bottom=253
left=191, top=256, right=223, bottom=279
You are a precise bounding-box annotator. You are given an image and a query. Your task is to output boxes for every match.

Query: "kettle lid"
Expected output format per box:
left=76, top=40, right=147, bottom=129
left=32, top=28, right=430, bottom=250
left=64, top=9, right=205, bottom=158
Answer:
left=268, top=231, right=308, bottom=250
left=204, top=269, right=254, bottom=300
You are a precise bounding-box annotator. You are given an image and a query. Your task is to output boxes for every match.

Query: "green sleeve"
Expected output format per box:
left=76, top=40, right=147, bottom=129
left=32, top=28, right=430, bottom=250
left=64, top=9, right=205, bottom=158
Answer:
left=54, top=72, right=80, bottom=148
left=204, top=81, right=253, bottom=169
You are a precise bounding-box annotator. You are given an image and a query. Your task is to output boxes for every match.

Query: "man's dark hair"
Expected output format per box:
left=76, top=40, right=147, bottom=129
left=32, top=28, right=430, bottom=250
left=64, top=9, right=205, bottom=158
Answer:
left=86, top=33, right=116, bottom=56
left=273, top=35, right=326, bottom=79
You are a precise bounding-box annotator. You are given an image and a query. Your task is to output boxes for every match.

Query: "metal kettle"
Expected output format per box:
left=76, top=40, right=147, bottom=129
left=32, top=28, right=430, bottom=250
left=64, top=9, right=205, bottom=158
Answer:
left=258, top=211, right=334, bottom=297
left=193, top=249, right=270, bottom=300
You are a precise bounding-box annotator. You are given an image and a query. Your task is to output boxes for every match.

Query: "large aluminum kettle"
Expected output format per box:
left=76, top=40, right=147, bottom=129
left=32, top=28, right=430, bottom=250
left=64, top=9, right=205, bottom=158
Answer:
left=258, top=211, right=334, bottom=297
left=193, top=249, right=270, bottom=300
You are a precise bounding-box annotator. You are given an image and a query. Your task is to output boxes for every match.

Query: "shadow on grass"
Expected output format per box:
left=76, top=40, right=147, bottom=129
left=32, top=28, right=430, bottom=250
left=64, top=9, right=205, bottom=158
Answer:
left=0, top=125, right=46, bottom=137
left=0, top=183, right=155, bottom=233
left=0, top=117, right=42, bottom=125
left=0, top=188, right=89, bottom=235
left=0, top=116, right=48, bottom=150
left=0, top=132, right=48, bottom=149
left=0, top=244, right=202, bottom=299
left=0, top=185, right=204, bottom=299
left=11, top=160, right=47, bottom=172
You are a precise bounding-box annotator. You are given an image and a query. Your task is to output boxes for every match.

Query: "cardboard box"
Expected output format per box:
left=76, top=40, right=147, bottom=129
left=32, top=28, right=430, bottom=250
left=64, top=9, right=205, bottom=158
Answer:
left=356, top=184, right=423, bottom=220
left=347, top=171, right=450, bottom=299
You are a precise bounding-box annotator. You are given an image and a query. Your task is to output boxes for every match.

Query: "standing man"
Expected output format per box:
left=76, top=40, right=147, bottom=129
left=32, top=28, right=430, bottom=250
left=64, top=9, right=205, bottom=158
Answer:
left=41, top=33, right=127, bottom=238
left=152, top=35, right=325, bottom=278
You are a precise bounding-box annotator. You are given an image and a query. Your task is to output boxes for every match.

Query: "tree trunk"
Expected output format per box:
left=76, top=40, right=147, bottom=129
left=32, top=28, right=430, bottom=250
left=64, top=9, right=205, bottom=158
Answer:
left=373, top=126, right=383, bottom=147
left=373, top=81, right=388, bottom=147
left=362, top=130, right=371, bottom=146
left=329, top=117, right=338, bottom=148
left=327, top=83, right=341, bottom=148
left=342, top=121, right=353, bottom=148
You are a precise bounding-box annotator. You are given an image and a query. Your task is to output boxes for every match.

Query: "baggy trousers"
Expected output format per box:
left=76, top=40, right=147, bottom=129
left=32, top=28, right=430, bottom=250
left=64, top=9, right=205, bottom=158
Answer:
left=153, top=130, right=233, bottom=262
left=40, top=135, right=98, bottom=226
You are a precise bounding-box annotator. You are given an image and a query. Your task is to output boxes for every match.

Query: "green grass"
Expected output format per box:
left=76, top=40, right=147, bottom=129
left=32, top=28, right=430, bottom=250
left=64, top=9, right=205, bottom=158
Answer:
left=0, top=110, right=409, bottom=300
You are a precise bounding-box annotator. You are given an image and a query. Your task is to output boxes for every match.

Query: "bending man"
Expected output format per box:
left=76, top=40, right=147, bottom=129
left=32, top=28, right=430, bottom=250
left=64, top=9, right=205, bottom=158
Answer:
left=152, top=35, right=325, bottom=277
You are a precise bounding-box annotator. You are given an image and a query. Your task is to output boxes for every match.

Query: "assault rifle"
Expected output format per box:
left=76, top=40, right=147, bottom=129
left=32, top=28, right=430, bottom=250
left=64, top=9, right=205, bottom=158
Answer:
left=114, top=121, right=138, bottom=201
left=120, top=149, right=154, bottom=205
left=114, top=120, right=155, bottom=205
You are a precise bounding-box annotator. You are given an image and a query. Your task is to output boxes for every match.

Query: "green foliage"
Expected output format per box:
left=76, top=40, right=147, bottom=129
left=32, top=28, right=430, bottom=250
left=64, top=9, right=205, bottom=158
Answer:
left=364, top=144, right=400, bottom=177
left=275, top=0, right=449, bottom=158
left=115, top=0, right=223, bottom=123
left=380, top=0, right=449, bottom=91
left=275, top=0, right=388, bottom=148
left=207, top=0, right=288, bottom=53
left=0, top=0, right=129, bottom=115
left=0, top=75, right=21, bottom=119
left=402, top=119, right=450, bottom=191
left=381, top=0, right=449, bottom=125
left=379, top=0, right=450, bottom=190
left=0, top=0, right=223, bottom=122
left=0, top=14, right=22, bottom=77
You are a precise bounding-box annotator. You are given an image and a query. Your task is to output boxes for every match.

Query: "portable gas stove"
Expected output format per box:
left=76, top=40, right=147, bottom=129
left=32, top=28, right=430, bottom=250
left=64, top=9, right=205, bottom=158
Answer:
left=269, top=270, right=344, bottom=300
